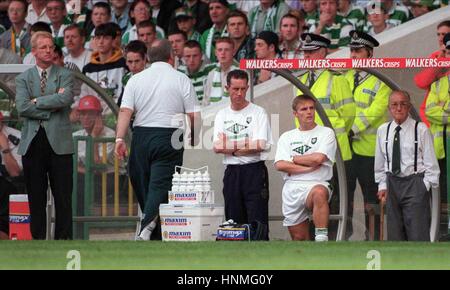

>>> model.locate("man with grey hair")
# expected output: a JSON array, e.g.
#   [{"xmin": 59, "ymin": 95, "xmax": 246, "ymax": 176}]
[
  {"xmin": 375, "ymin": 90, "xmax": 440, "ymax": 241},
  {"xmin": 114, "ymin": 38, "xmax": 201, "ymax": 241}
]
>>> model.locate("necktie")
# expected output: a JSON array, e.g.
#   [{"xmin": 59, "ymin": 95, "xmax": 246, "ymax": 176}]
[
  {"xmin": 392, "ymin": 125, "xmax": 402, "ymax": 175},
  {"xmin": 40, "ymin": 70, "xmax": 47, "ymax": 95},
  {"xmin": 309, "ymin": 71, "xmax": 315, "ymax": 88},
  {"xmin": 353, "ymin": 71, "xmax": 360, "ymax": 94}
]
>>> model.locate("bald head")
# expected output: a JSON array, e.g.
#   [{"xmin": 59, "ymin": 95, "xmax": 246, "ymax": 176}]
[{"xmin": 149, "ymin": 39, "xmax": 173, "ymax": 63}]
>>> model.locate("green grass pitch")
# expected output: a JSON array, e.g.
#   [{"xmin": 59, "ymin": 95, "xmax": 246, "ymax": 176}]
[{"xmin": 1, "ymin": 241, "xmax": 450, "ymax": 270}]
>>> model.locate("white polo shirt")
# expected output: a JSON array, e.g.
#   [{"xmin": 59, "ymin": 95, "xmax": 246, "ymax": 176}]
[
  {"xmin": 213, "ymin": 102, "xmax": 273, "ymax": 165},
  {"xmin": 275, "ymin": 125, "xmax": 337, "ymax": 182},
  {"xmin": 121, "ymin": 62, "xmax": 200, "ymax": 129},
  {"xmin": 64, "ymin": 50, "xmax": 92, "ymax": 72}
]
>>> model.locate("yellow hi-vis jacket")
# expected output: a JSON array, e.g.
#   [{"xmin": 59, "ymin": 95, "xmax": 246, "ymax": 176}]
[
  {"xmin": 425, "ymin": 74, "xmax": 450, "ymax": 160},
  {"xmin": 345, "ymin": 70, "xmax": 391, "ymax": 157},
  {"xmin": 296, "ymin": 70, "xmax": 355, "ymax": 161}
]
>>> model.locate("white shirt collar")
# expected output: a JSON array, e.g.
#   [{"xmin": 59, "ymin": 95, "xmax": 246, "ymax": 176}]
[
  {"xmin": 150, "ymin": 61, "xmax": 174, "ymax": 69},
  {"xmin": 36, "ymin": 65, "xmax": 52, "ymax": 77},
  {"xmin": 393, "ymin": 116, "xmax": 412, "ymax": 129}
]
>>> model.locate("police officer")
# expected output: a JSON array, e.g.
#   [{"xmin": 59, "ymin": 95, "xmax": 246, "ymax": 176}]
[
  {"xmin": 425, "ymin": 32, "xmax": 450, "ymax": 240},
  {"xmin": 296, "ymin": 33, "xmax": 355, "ymax": 239},
  {"xmin": 345, "ymin": 30, "xmax": 391, "ymax": 240}
]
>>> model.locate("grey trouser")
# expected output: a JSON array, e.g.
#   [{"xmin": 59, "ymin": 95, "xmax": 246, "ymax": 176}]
[{"xmin": 386, "ymin": 172, "xmax": 430, "ymax": 241}]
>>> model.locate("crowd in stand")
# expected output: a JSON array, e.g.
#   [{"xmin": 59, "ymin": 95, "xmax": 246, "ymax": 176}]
[{"xmin": 0, "ymin": 0, "xmax": 447, "ymax": 116}]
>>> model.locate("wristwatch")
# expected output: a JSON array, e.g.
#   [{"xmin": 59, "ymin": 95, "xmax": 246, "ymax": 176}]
[{"xmin": 2, "ymin": 148, "xmax": 11, "ymax": 154}]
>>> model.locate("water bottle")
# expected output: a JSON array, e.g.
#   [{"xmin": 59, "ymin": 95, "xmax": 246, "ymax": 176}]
[
  {"xmin": 202, "ymin": 171, "xmax": 211, "ymax": 191},
  {"xmin": 186, "ymin": 172, "xmax": 195, "ymax": 192},
  {"xmin": 179, "ymin": 172, "xmax": 188, "ymax": 192},
  {"xmin": 194, "ymin": 171, "xmax": 203, "ymax": 192},
  {"xmin": 171, "ymin": 171, "xmax": 180, "ymax": 192}
]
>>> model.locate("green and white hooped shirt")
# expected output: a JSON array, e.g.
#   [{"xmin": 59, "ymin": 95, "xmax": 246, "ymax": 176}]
[
  {"xmin": 178, "ymin": 62, "xmax": 216, "ymax": 103},
  {"xmin": 121, "ymin": 24, "xmax": 165, "ymax": 46},
  {"xmin": 200, "ymin": 25, "xmax": 228, "ymax": 63},
  {"xmin": 204, "ymin": 62, "xmax": 239, "ymax": 105},
  {"xmin": 51, "ymin": 23, "xmax": 70, "ymax": 49}
]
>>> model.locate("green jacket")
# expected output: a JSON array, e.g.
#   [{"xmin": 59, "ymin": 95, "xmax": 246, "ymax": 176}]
[{"xmin": 15, "ymin": 66, "xmax": 74, "ymax": 155}]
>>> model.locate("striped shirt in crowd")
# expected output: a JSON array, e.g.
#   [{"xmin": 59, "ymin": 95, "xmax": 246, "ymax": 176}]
[
  {"xmin": 178, "ymin": 62, "xmax": 216, "ymax": 103},
  {"xmin": 305, "ymin": 11, "xmax": 319, "ymax": 32},
  {"xmin": 204, "ymin": 62, "xmax": 239, "ymax": 106},
  {"xmin": 50, "ymin": 23, "xmax": 70, "ymax": 49},
  {"xmin": 279, "ymin": 39, "xmax": 303, "ymax": 60},
  {"xmin": 247, "ymin": 1, "xmax": 291, "ymax": 37},
  {"xmin": 338, "ymin": 4, "xmax": 366, "ymax": 31},
  {"xmin": 308, "ymin": 15, "xmax": 353, "ymax": 50},
  {"xmin": 188, "ymin": 30, "xmax": 202, "ymax": 42},
  {"xmin": 386, "ymin": 2, "xmax": 413, "ymax": 27}
]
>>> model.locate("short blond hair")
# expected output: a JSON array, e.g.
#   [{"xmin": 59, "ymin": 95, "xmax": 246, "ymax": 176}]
[
  {"xmin": 292, "ymin": 94, "xmax": 316, "ymax": 111},
  {"xmin": 31, "ymin": 31, "xmax": 54, "ymax": 48},
  {"xmin": 215, "ymin": 37, "xmax": 234, "ymax": 48}
]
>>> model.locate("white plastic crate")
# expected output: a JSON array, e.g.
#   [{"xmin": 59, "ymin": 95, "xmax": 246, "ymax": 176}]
[{"xmin": 159, "ymin": 204, "xmax": 224, "ymax": 241}]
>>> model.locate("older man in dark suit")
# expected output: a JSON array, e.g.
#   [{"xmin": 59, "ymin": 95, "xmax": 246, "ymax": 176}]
[{"xmin": 15, "ymin": 31, "xmax": 74, "ymax": 240}]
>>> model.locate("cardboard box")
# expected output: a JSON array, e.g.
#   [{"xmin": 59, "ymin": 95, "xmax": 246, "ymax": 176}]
[
  {"xmin": 168, "ymin": 190, "xmax": 215, "ymax": 205},
  {"xmin": 160, "ymin": 204, "xmax": 224, "ymax": 241}
]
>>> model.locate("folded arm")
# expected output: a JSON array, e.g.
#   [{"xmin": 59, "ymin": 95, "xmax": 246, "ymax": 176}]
[
  {"xmin": 275, "ymin": 160, "xmax": 320, "ymax": 175},
  {"xmin": 293, "ymin": 152, "xmax": 328, "ymax": 167},
  {"xmin": 35, "ymin": 72, "xmax": 74, "ymax": 110},
  {"xmin": 15, "ymin": 75, "xmax": 51, "ymax": 120}
]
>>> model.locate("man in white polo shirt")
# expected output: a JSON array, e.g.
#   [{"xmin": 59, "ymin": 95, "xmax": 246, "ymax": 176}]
[
  {"xmin": 115, "ymin": 39, "xmax": 201, "ymax": 241},
  {"xmin": 275, "ymin": 94, "xmax": 337, "ymax": 242},
  {"xmin": 213, "ymin": 69, "xmax": 273, "ymax": 240}
]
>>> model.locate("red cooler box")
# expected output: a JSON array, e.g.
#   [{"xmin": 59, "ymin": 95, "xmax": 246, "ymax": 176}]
[{"xmin": 9, "ymin": 194, "xmax": 32, "ymax": 240}]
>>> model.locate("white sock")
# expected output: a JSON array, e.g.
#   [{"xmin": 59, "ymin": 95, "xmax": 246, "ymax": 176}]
[
  {"xmin": 137, "ymin": 220, "xmax": 157, "ymax": 241},
  {"xmin": 315, "ymin": 228, "xmax": 328, "ymax": 242}
]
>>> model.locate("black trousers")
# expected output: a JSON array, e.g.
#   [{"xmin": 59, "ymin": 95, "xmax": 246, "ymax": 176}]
[
  {"xmin": 328, "ymin": 160, "xmax": 353, "ymax": 240},
  {"xmin": 347, "ymin": 153, "xmax": 380, "ymax": 240},
  {"xmin": 223, "ymin": 161, "xmax": 269, "ymax": 240},
  {"xmin": 128, "ymin": 127, "xmax": 184, "ymax": 240},
  {"xmin": 22, "ymin": 127, "xmax": 73, "ymax": 240}
]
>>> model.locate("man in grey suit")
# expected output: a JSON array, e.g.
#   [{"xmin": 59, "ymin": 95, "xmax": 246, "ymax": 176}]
[{"xmin": 15, "ymin": 31, "xmax": 74, "ymax": 240}]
